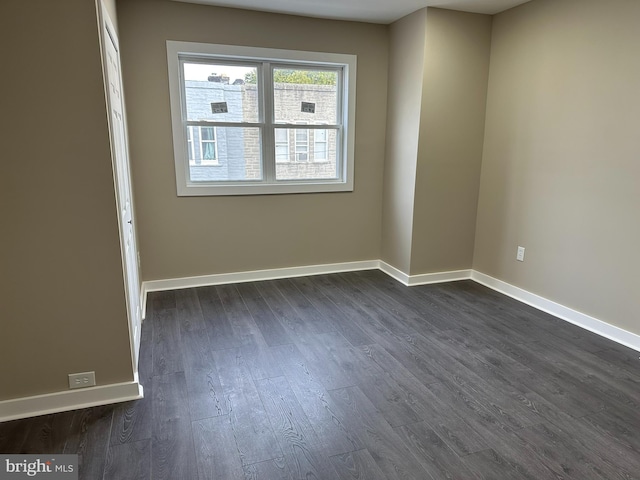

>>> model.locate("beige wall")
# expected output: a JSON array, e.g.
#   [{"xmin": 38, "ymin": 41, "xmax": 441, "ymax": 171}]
[
  {"xmin": 411, "ymin": 8, "xmax": 492, "ymax": 274},
  {"xmin": 381, "ymin": 8, "xmax": 491, "ymax": 276},
  {"xmin": 474, "ymin": 0, "xmax": 640, "ymax": 334},
  {"xmin": 380, "ymin": 9, "xmax": 428, "ymax": 273},
  {"xmin": 0, "ymin": 0, "xmax": 133, "ymax": 400},
  {"xmin": 117, "ymin": 0, "xmax": 388, "ymax": 281}
]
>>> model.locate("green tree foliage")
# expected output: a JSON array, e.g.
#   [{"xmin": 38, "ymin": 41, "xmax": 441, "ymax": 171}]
[{"xmin": 244, "ymin": 69, "xmax": 336, "ymax": 85}]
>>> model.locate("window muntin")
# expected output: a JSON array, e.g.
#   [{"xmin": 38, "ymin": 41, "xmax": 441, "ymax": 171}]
[{"xmin": 167, "ymin": 42, "xmax": 356, "ymax": 195}]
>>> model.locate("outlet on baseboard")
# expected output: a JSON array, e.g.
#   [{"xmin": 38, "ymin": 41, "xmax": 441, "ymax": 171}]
[
  {"xmin": 516, "ymin": 246, "xmax": 525, "ymax": 262},
  {"xmin": 68, "ymin": 371, "xmax": 96, "ymax": 389}
]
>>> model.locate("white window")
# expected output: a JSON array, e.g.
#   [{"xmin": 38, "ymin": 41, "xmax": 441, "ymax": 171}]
[
  {"xmin": 275, "ymin": 128, "xmax": 289, "ymax": 163},
  {"xmin": 167, "ymin": 41, "xmax": 356, "ymax": 196},
  {"xmin": 295, "ymin": 128, "xmax": 309, "ymax": 162},
  {"xmin": 199, "ymin": 126, "xmax": 218, "ymax": 165},
  {"xmin": 314, "ymin": 129, "xmax": 328, "ymax": 161}
]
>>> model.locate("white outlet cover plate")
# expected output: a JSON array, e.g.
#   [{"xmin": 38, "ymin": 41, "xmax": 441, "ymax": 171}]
[
  {"xmin": 517, "ymin": 246, "xmax": 525, "ymax": 262},
  {"xmin": 68, "ymin": 371, "xmax": 96, "ymax": 389}
]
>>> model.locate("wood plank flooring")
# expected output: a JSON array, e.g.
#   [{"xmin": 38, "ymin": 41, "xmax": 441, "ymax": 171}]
[{"xmin": 2, "ymin": 270, "xmax": 640, "ymax": 479}]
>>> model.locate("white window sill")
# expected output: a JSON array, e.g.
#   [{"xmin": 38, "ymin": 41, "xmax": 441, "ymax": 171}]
[{"xmin": 179, "ymin": 179, "xmax": 352, "ymax": 196}]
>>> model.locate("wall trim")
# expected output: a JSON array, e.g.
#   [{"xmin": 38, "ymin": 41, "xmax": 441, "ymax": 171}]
[
  {"xmin": 471, "ymin": 270, "xmax": 640, "ymax": 353},
  {"xmin": 378, "ymin": 261, "xmax": 411, "ymax": 285},
  {"xmin": 142, "ymin": 260, "xmax": 380, "ymax": 295},
  {"xmin": 378, "ymin": 261, "xmax": 471, "ymax": 286},
  {"xmin": 0, "ymin": 379, "xmax": 143, "ymax": 423},
  {"xmin": 408, "ymin": 268, "xmax": 472, "ymax": 286}
]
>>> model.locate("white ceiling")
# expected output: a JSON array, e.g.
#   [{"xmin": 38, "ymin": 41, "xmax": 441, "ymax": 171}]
[{"xmin": 173, "ymin": 0, "xmax": 531, "ymax": 24}]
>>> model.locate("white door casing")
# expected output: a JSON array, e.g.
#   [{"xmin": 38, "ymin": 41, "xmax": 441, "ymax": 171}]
[{"xmin": 99, "ymin": 2, "xmax": 142, "ymax": 373}]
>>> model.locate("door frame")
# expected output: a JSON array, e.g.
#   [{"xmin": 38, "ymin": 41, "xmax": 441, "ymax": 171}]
[{"xmin": 96, "ymin": 0, "xmax": 143, "ymax": 378}]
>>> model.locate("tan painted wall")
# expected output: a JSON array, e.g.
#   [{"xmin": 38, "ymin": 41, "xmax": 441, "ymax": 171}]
[
  {"xmin": 380, "ymin": 9, "xmax": 427, "ymax": 273},
  {"xmin": 0, "ymin": 0, "xmax": 133, "ymax": 400},
  {"xmin": 381, "ymin": 8, "xmax": 491, "ymax": 276},
  {"xmin": 411, "ymin": 8, "xmax": 492, "ymax": 274},
  {"xmin": 474, "ymin": 0, "xmax": 640, "ymax": 334},
  {"xmin": 117, "ymin": 0, "xmax": 388, "ymax": 281}
]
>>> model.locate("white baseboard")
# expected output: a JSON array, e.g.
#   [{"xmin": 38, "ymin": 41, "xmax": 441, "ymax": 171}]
[
  {"xmin": 0, "ymin": 380, "xmax": 143, "ymax": 423},
  {"xmin": 378, "ymin": 261, "xmax": 411, "ymax": 285},
  {"xmin": 378, "ymin": 261, "xmax": 471, "ymax": 286},
  {"xmin": 141, "ymin": 289, "xmax": 148, "ymax": 321},
  {"xmin": 471, "ymin": 270, "xmax": 640, "ymax": 353},
  {"xmin": 142, "ymin": 260, "xmax": 380, "ymax": 295},
  {"xmin": 408, "ymin": 269, "xmax": 472, "ymax": 286}
]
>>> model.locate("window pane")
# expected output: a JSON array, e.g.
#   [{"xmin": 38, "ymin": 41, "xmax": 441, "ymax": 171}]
[
  {"xmin": 273, "ymin": 68, "xmax": 338, "ymax": 125},
  {"xmin": 275, "ymin": 129, "xmax": 288, "ymax": 143},
  {"xmin": 201, "ymin": 126, "xmax": 215, "ymax": 141},
  {"xmin": 189, "ymin": 127, "xmax": 262, "ymax": 182},
  {"xmin": 275, "ymin": 145, "xmax": 289, "ymax": 162},
  {"xmin": 295, "ymin": 129, "xmax": 308, "ymax": 142},
  {"xmin": 314, "ymin": 129, "xmax": 328, "ymax": 161},
  {"xmin": 274, "ymin": 127, "xmax": 290, "ymax": 163},
  {"xmin": 183, "ymin": 62, "xmax": 259, "ymax": 123},
  {"xmin": 276, "ymin": 128, "xmax": 338, "ymax": 180},
  {"xmin": 294, "ymin": 128, "xmax": 308, "ymax": 161},
  {"xmin": 202, "ymin": 142, "xmax": 216, "ymax": 160}
]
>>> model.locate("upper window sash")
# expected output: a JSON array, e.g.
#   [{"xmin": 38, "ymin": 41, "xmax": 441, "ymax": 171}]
[{"xmin": 179, "ymin": 57, "xmax": 264, "ymax": 126}]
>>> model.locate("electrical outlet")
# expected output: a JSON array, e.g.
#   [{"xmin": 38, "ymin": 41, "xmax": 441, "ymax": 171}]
[
  {"xmin": 68, "ymin": 371, "xmax": 96, "ymax": 389},
  {"xmin": 516, "ymin": 246, "xmax": 525, "ymax": 262}
]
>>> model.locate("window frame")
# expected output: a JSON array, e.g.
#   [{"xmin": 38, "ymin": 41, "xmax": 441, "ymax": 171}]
[{"xmin": 167, "ymin": 41, "xmax": 356, "ymax": 196}]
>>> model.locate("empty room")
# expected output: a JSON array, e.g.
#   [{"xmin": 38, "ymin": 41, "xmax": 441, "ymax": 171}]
[{"xmin": 1, "ymin": 0, "xmax": 639, "ymax": 479}]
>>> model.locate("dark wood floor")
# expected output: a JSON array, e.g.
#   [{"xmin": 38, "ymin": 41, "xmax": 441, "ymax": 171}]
[{"xmin": 2, "ymin": 270, "xmax": 639, "ymax": 479}]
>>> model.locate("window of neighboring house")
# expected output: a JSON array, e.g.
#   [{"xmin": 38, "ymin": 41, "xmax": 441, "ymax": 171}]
[
  {"xmin": 199, "ymin": 126, "xmax": 218, "ymax": 165},
  {"xmin": 295, "ymin": 128, "xmax": 309, "ymax": 162},
  {"xmin": 275, "ymin": 128, "xmax": 289, "ymax": 163},
  {"xmin": 167, "ymin": 41, "xmax": 356, "ymax": 196},
  {"xmin": 314, "ymin": 129, "xmax": 328, "ymax": 161}
]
